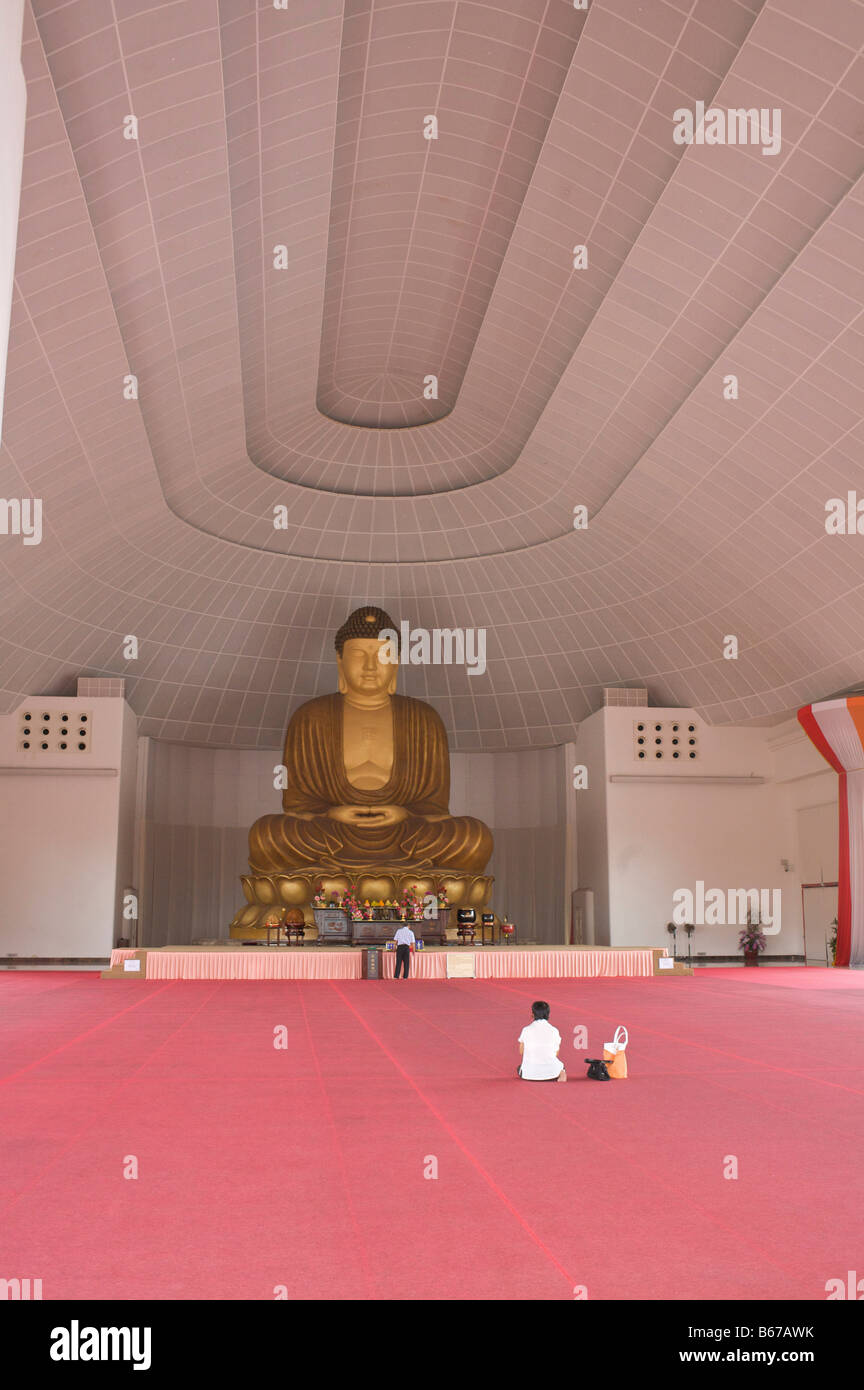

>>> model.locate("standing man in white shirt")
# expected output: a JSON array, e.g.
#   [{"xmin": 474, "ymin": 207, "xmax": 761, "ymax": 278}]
[
  {"xmin": 518, "ymin": 1001, "xmax": 566, "ymax": 1081},
  {"xmin": 393, "ymin": 922, "xmax": 416, "ymax": 979}
]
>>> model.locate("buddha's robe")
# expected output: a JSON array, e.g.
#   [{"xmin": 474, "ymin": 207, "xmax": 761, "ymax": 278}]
[{"xmin": 249, "ymin": 693, "xmax": 492, "ymax": 872}]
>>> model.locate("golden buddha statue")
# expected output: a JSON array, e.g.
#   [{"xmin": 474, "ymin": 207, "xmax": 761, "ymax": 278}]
[{"xmin": 230, "ymin": 607, "xmax": 493, "ymax": 937}]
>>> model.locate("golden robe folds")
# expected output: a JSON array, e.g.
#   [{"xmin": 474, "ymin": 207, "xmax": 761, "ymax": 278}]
[{"xmin": 249, "ymin": 692, "xmax": 492, "ymax": 874}]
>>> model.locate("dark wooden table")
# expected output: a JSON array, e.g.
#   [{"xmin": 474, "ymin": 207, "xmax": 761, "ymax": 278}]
[
  {"xmin": 314, "ymin": 908, "xmax": 450, "ymax": 945},
  {"xmin": 351, "ymin": 913, "xmax": 447, "ymax": 946},
  {"xmin": 313, "ymin": 908, "xmax": 351, "ymax": 944}
]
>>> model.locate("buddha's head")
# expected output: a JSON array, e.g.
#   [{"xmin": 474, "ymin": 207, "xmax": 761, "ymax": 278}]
[{"xmin": 335, "ymin": 606, "xmax": 399, "ymax": 703}]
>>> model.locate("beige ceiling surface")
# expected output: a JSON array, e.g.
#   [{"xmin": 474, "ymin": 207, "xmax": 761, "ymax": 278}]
[{"xmin": 1, "ymin": 0, "xmax": 863, "ymax": 749}]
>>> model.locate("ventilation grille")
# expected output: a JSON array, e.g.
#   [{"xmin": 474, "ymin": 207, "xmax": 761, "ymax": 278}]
[
  {"xmin": 18, "ymin": 708, "xmax": 92, "ymax": 753},
  {"xmin": 77, "ymin": 677, "xmax": 125, "ymax": 697},
  {"xmin": 634, "ymin": 718, "xmax": 698, "ymax": 762},
  {"xmin": 604, "ymin": 687, "xmax": 648, "ymax": 707}
]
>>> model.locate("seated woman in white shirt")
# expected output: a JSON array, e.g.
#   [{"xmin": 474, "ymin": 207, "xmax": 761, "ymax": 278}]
[{"xmin": 517, "ymin": 1001, "xmax": 567, "ymax": 1082}]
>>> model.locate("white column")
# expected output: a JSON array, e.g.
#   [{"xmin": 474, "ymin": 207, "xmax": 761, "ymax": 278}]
[
  {"xmin": 0, "ymin": 0, "xmax": 26, "ymax": 444},
  {"xmin": 562, "ymin": 741, "xmax": 579, "ymax": 942}
]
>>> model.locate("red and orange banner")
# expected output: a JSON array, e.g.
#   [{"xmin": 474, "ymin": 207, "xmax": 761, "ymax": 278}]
[{"xmin": 797, "ymin": 697, "xmax": 864, "ymax": 968}]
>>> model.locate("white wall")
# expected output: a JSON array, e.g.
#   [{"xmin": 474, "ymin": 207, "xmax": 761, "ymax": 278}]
[
  {"xmin": 576, "ymin": 706, "xmax": 809, "ymax": 958},
  {"xmin": 114, "ymin": 703, "xmax": 140, "ymax": 943},
  {"xmin": 0, "ymin": 696, "xmax": 138, "ymax": 957},
  {"xmin": 574, "ymin": 712, "xmax": 609, "ymax": 943}
]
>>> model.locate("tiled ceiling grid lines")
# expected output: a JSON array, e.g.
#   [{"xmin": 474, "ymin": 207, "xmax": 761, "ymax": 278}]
[{"xmin": 0, "ymin": 0, "xmax": 863, "ymax": 749}]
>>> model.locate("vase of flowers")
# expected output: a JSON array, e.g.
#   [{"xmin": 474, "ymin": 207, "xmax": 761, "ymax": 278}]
[
  {"xmin": 343, "ymin": 885, "xmax": 361, "ymax": 920},
  {"xmin": 401, "ymin": 885, "xmax": 423, "ymax": 920},
  {"xmin": 738, "ymin": 921, "xmax": 767, "ymax": 965}
]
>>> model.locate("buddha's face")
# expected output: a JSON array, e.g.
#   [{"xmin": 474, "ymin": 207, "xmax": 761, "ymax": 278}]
[{"xmin": 338, "ymin": 638, "xmax": 397, "ymax": 701}]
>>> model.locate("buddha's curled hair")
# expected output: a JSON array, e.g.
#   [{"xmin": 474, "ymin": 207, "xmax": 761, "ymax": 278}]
[{"xmin": 335, "ymin": 605, "xmax": 400, "ymax": 656}]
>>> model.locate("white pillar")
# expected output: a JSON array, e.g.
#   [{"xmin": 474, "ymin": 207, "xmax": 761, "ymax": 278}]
[{"xmin": 0, "ymin": 0, "xmax": 26, "ymax": 445}]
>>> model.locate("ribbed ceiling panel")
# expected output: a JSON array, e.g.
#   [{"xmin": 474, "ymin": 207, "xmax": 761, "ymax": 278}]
[{"xmin": 0, "ymin": 0, "xmax": 862, "ymax": 748}]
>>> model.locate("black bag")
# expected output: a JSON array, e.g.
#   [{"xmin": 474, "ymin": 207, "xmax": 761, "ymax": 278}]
[{"xmin": 585, "ymin": 1058, "xmax": 611, "ymax": 1081}]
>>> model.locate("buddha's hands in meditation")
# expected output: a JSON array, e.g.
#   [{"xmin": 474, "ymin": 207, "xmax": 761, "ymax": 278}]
[{"xmin": 327, "ymin": 803, "xmax": 408, "ymax": 827}]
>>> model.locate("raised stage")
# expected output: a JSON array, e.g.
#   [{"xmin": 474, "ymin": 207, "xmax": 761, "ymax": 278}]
[{"xmin": 102, "ymin": 944, "xmax": 691, "ymax": 981}]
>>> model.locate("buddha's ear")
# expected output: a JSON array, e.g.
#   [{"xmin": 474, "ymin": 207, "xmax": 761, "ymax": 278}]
[{"xmin": 336, "ymin": 655, "xmax": 348, "ymax": 695}]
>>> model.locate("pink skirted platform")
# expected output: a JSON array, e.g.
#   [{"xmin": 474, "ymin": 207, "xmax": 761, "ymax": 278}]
[
  {"xmin": 104, "ymin": 945, "xmax": 673, "ymax": 981},
  {"xmin": 108, "ymin": 949, "xmax": 361, "ymax": 980},
  {"xmin": 380, "ymin": 948, "xmax": 656, "ymax": 979}
]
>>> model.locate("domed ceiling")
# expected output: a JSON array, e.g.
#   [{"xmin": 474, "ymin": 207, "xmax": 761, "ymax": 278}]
[{"xmin": 1, "ymin": 0, "xmax": 863, "ymax": 749}]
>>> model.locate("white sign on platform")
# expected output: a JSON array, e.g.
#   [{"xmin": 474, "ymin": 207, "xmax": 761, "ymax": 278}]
[
  {"xmin": 446, "ymin": 953, "xmax": 476, "ymax": 978},
  {"xmin": 658, "ymin": 958, "xmax": 674, "ymax": 970},
  {"xmin": 123, "ymin": 959, "xmax": 141, "ymax": 972}
]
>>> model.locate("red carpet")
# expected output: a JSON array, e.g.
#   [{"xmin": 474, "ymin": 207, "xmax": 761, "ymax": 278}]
[{"xmin": 1, "ymin": 967, "xmax": 862, "ymax": 1301}]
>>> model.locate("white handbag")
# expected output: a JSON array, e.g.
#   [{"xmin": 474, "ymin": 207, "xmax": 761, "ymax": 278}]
[{"xmin": 603, "ymin": 1024, "xmax": 628, "ymax": 1055}]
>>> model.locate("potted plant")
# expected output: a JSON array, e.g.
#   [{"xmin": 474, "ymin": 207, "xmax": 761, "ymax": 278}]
[
  {"xmin": 828, "ymin": 917, "xmax": 838, "ymax": 966},
  {"xmin": 738, "ymin": 921, "xmax": 767, "ymax": 965}
]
